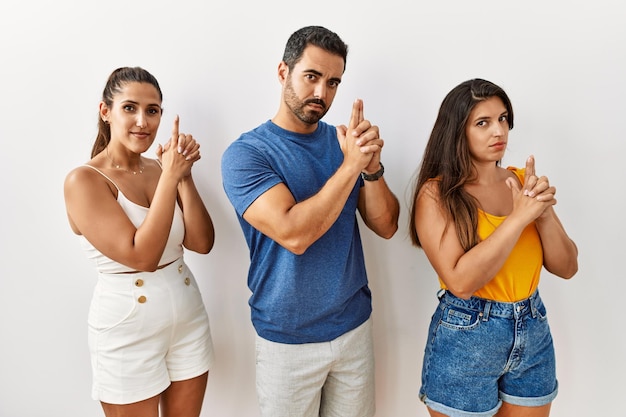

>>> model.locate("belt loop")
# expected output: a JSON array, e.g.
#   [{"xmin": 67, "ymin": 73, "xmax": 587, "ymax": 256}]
[
  {"xmin": 437, "ymin": 288, "xmax": 446, "ymax": 300},
  {"xmin": 530, "ymin": 291, "xmax": 538, "ymax": 318},
  {"xmin": 482, "ymin": 301, "xmax": 491, "ymax": 321}
]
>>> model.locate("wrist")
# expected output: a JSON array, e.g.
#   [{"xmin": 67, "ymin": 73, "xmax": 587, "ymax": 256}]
[{"xmin": 361, "ymin": 162, "xmax": 384, "ymax": 181}]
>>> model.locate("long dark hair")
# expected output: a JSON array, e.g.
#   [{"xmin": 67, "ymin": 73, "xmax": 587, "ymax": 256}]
[
  {"xmin": 409, "ymin": 78, "xmax": 514, "ymax": 250},
  {"xmin": 90, "ymin": 67, "xmax": 162, "ymax": 158}
]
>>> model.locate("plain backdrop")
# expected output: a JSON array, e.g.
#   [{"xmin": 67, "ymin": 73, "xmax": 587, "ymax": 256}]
[{"xmin": 1, "ymin": 1, "xmax": 623, "ymax": 416}]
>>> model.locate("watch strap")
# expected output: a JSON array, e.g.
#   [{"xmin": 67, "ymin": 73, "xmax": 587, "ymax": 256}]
[{"xmin": 361, "ymin": 162, "xmax": 384, "ymax": 181}]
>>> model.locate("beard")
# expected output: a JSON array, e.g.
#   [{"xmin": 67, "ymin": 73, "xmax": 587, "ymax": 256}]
[{"xmin": 283, "ymin": 76, "xmax": 328, "ymax": 125}]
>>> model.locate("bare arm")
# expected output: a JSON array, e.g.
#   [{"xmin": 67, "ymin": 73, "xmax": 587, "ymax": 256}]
[
  {"xmin": 176, "ymin": 174, "xmax": 214, "ymax": 254},
  {"xmin": 415, "ymin": 183, "xmax": 529, "ymax": 299},
  {"xmin": 344, "ymin": 100, "xmax": 399, "ymax": 238},
  {"xmin": 242, "ymin": 99, "xmax": 382, "ymax": 255},
  {"xmin": 416, "ymin": 156, "xmax": 578, "ymax": 299},
  {"xmin": 357, "ymin": 173, "xmax": 399, "ymax": 239},
  {"xmin": 415, "ymin": 171, "xmax": 555, "ymax": 299},
  {"xmin": 523, "ymin": 156, "xmax": 578, "ymax": 278},
  {"xmin": 534, "ymin": 206, "xmax": 578, "ymax": 278},
  {"xmin": 64, "ymin": 117, "xmax": 202, "ymax": 271},
  {"xmin": 243, "ymin": 162, "xmax": 363, "ymax": 255},
  {"xmin": 64, "ymin": 162, "xmax": 183, "ymax": 272},
  {"xmin": 157, "ymin": 125, "xmax": 215, "ymax": 255}
]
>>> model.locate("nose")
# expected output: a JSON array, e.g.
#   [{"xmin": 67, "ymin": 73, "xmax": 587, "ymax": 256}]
[
  {"xmin": 492, "ymin": 122, "xmax": 504, "ymax": 137},
  {"xmin": 313, "ymin": 83, "xmax": 327, "ymax": 100},
  {"xmin": 136, "ymin": 112, "xmax": 147, "ymax": 128}
]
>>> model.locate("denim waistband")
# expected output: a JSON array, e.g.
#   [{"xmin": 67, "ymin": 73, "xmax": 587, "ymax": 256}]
[{"xmin": 438, "ymin": 289, "xmax": 542, "ymax": 320}]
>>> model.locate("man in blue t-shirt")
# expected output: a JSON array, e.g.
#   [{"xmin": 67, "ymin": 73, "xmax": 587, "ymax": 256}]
[{"xmin": 221, "ymin": 25, "xmax": 399, "ymax": 417}]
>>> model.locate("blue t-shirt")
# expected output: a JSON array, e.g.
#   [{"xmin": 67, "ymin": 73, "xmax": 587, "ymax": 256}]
[{"xmin": 221, "ymin": 120, "xmax": 372, "ymax": 344}]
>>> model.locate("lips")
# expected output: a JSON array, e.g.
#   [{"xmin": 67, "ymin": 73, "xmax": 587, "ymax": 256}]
[
  {"xmin": 305, "ymin": 99, "xmax": 326, "ymax": 111},
  {"xmin": 490, "ymin": 142, "xmax": 506, "ymax": 148}
]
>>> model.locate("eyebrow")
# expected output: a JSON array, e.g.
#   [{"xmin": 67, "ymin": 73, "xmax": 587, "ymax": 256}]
[
  {"xmin": 121, "ymin": 99, "xmax": 161, "ymax": 107},
  {"xmin": 474, "ymin": 111, "xmax": 508, "ymax": 122},
  {"xmin": 304, "ymin": 68, "xmax": 342, "ymax": 85}
]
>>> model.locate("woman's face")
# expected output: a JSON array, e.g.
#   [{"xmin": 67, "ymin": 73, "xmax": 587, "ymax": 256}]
[
  {"xmin": 100, "ymin": 81, "xmax": 162, "ymax": 154},
  {"xmin": 465, "ymin": 96, "xmax": 510, "ymax": 164}
]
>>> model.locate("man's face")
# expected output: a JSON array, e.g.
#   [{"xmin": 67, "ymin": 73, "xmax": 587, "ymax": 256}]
[{"xmin": 281, "ymin": 45, "xmax": 344, "ymax": 126}]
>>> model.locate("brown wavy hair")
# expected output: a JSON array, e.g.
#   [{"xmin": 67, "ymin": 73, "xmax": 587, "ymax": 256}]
[{"xmin": 409, "ymin": 79, "xmax": 514, "ymax": 251}]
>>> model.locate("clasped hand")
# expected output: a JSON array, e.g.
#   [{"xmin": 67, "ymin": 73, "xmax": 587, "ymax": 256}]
[
  {"xmin": 336, "ymin": 99, "xmax": 384, "ymax": 174},
  {"xmin": 156, "ymin": 115, "xmax": 202, "ymax": 179},
  {"xmin": 506, "ymin": 155, "xmax": 557, "ymax": 223}
]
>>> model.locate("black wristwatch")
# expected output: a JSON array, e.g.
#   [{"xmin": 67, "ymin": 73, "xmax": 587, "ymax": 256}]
[{"xmin": 361, "ymin": 163, "xmax": 384, "ymax": 181}]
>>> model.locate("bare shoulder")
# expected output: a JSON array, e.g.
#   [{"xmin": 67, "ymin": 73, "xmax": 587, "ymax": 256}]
[
  {"xmin": 64, "ymin": 164, "xmax": 119, "ymax": 235},
  {"xmin": 415, "ymin": 180, "xmax": 447, "ymax": 222},
  {"xmin": 64, "ymin": 164, "xmax": 115, "ymax": 198},
  {"xmin": 65, "ymin": 165, "xmax": 101, "ymax": 188},
  {"xmin": 417, "ymin": 179, "xmax": 441, "ymax": 203},
  {"xmin": 502, "ymin": 165, "xmax": 523, "ymax": 184}
]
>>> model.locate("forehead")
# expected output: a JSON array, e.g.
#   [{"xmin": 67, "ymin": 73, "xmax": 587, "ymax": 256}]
[
  {"xmin": 469, "ymin": 96, "xmax": 506, "ymax": 118},
  {"xmin": 114, "ymin": 81, "xmax": 161, "ymax": 104},
  {"xmin": 293, "ymin": 45, "xmax": 345, "ymax": 78}
]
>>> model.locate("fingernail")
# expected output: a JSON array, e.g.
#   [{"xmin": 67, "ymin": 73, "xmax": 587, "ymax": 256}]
[{"xmin": 178, "ymin": 146, "xmax": 183, "ymax": 154}]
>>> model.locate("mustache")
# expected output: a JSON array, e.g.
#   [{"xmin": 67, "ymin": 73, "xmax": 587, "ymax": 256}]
[{"xmin": 304, "ymin": 98, "xmax": 326, "ymax": 109}]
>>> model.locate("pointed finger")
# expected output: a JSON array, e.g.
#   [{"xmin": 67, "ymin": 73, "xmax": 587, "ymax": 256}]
[
  {"xmin": 521, "ymin": 155, "xmax": 536, "ymax": 195},
  {"xmin": 171, "ymin": 115, "xmax": 180, "ymax": 148},
  {"xmin": 349, "ymin": 99, "xmax": 363, "ymax": 130},
  {"xmin": 172, "ymin": 114, "xmax": 180, "ymax": 136},
  {"xmin": 524, "ymin": 155, "xmax": 536, "ymax": 183}
]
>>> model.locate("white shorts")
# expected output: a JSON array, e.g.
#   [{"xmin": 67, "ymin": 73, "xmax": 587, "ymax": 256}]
[
  {"xmin": 88, "ymin": 257, "xmax": 214, "ymax": 404},
  {"xmin": 255, "ymin": 317, "xmax": 375, "ymax": 417}
]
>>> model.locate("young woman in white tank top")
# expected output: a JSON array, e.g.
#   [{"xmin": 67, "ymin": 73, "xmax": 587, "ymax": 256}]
[{"xmin": 63, "ymin": 67, "xmax": 215, "ymax": 417}]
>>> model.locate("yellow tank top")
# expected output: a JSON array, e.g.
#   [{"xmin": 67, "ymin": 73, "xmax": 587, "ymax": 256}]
[{"xmin": 439, "ymin": 167, "xmax": 543, "ymax": 302}]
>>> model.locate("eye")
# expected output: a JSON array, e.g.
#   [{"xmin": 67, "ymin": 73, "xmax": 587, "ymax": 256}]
[
  {"xmin": 329, "ymin": 80, "xmax": 340, "ymax": 89},
  {"xmin": 123, "ymin": 104, "xmax": 135, "ymax": 112},
  {"xmin": 147, "ymin": 108, "xmax": 161, "ymax": 115},
  {"xmin": 499, "ymin": 115, "xmax": 508, "ymax": 122},
  {"xmin": 476, "ymin": 120, "xmax": 486, "ymax": 127}
]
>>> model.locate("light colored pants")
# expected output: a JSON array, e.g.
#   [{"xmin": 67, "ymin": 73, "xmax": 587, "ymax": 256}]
[{"xmin": 255, "ymin": 318, "xmax": 375, "ymax": 417}]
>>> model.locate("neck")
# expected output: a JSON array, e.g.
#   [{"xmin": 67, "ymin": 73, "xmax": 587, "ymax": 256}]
[
  {"xmin": 469, "ymin": 161, "xmax": 502, "ymax": 184},
  {"xmin": 272, "ymin": 108, "xmax": 319, "ymax": 135},
  {"xmin": 106, "ymin": 147, "xmax": 144, "ymax": 175}
]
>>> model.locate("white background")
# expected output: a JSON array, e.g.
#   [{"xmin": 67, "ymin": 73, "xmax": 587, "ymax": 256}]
[{"xmin": 0, "ymin": 1, "xmax": 623, "ymax": 416}]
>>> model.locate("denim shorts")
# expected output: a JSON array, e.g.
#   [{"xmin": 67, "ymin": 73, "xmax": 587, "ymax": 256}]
[{"xmin": 419, "ymin": 289, "xmax": 558, "ymax": 417}]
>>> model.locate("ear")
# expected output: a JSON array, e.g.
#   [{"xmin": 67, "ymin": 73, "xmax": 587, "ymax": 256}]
[
  {"xmin": 277, "ymin": 61, "xmax": 289, "ymax": 85},
  {"xmin": 99, "ymin": 101, "xmax": 110, "ymax": 123}
]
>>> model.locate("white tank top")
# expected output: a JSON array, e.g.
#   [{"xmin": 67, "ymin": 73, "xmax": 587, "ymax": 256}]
[{"xmin": 78, "ymin": 165, "xmax": 184, "ymax": 273}]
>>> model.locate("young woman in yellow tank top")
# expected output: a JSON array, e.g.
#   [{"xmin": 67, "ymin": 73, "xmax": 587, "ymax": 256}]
[{"xmin": 409, "ymin": 79, "xmax": 578, "ymax": 417}]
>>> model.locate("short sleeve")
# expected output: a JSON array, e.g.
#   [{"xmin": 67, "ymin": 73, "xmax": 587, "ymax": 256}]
[{"xmin": 221, "ymin": 140, "xmax": 283, "ymax": 216}]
